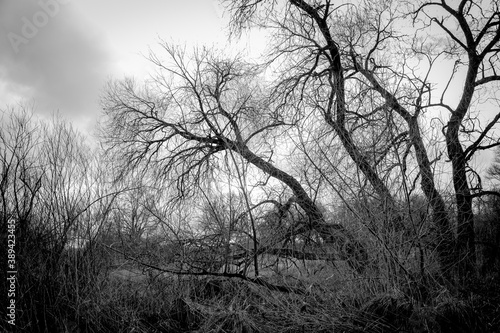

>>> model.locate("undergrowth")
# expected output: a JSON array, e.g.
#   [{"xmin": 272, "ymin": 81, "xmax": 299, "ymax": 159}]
[{"xmin": 1, "ymin": 253, "xmax": 499, "ymax": 333}]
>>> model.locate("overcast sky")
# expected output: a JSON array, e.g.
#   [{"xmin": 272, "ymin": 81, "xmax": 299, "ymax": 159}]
[
  {"xmin": 0, "ymin": 0, "xmax": 496, "ymax": 175},
  {"xmin": 0, "ymin": 0, "xmax": 266, "ymax": 134}
]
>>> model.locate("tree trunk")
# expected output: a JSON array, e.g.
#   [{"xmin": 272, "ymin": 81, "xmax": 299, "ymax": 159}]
[
  {"xmin": 446, "ymin": 119, "xmax": 476, "ymax": 280},
  {"xmin": 445, "ymin": 58, "xmax": 481, "ymax": 280},
  {"xmin": 409, "ymin": 118, "xmax": 458, "ymax": 279},
  {"xmin": 291, "ymin": 0, "xmax": 398, "ymax": 212},
  {"xmin": 233, "ymin": 142, "xmax": 368, "ymax": 271}
]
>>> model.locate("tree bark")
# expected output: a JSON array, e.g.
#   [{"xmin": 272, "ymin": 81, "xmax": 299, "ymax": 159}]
[{"xmin": 445, "ymin": 58, "xmax": 481, "ymax": 279}]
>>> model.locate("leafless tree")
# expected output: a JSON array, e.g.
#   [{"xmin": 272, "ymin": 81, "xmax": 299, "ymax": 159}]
[
  {"xmin": 101, "ymin": 44, "xmax": 368, "ymax": 277},
  {"xmin": 224, "ymin": 0, "xmax": 500, "ymax": 282}
]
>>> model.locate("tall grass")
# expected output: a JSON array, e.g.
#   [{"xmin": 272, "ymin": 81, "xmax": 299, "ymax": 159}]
[{"xmin": 2, "ymin": 222, "xmax": 499, "ymax": 333}]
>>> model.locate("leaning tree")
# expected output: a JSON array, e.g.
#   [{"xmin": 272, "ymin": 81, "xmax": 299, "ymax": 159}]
[
  {"xmin": 223, "ymin": 0, "xmax": 500, "ymax": 281},
  {"xmin": 101, "ymin": 44, "xmax": 368, "ymax": 277}
]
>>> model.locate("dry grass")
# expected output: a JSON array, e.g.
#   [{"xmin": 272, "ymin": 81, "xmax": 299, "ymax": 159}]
[{"xmin": 2, "ymin": 228, "xmax": 499, "ymax": 333}]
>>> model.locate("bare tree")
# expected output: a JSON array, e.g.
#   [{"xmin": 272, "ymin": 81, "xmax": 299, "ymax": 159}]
[
  {"xmin": 225, "ymin": 0, "xmax": 500, "ymax": 281},
  {"xmin": 101, "ymin": 44, "xmax": 368, "ymax": 274},
  {"xmin": 415, "ymin": 0, "xmax": 500, "ymax": 278}
]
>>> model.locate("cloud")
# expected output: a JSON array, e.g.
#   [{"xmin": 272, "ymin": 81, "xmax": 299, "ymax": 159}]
[{"xmin": 0, "ymin": 0, "xmax": 113, "ymax": 131}]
